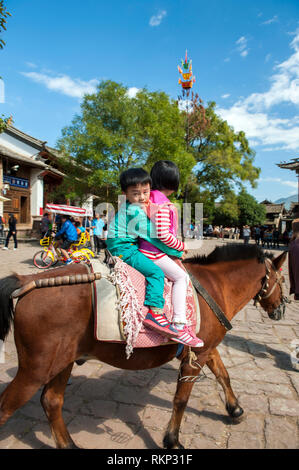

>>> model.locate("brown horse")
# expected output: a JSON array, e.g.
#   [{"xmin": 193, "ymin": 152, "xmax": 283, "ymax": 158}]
[{"xmin": 0, "ymin": 244, "xmax": 287, "ymax": 449}]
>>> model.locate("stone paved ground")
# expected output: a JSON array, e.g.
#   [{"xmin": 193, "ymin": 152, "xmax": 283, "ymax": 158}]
[{"xmin": 0, "ymin": 239, "xmax": 298, "ymax": 449}]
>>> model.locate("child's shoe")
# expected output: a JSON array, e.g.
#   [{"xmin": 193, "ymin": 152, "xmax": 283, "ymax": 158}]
[
  {"xmin": 65, "ymin": 258, "xmax": 74, "ymax": 265},
  {"xmin": 171, "ymin": 325, "xmax": 204, "ymax": 348},
  {"xmin": 143, "ymin": 308, "xmax": 179, "ymax": 337}
]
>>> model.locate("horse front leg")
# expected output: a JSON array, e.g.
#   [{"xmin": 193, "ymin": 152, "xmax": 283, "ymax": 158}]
[
  {"xmin": 40, "ymin": 363, "xmax": 78, "ymax": 449},
  {"xmin": 206, "ymin": 348, "xmax": 244, "ymax": 419},
  {"xmin": 163, "ymin": 356, "xmax": 202, "ymax": 449}
]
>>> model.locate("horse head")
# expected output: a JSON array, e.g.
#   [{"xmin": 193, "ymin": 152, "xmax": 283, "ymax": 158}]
[{"xmin": 254, "ymin": 251, "xmax": 288, "ymax": 321}]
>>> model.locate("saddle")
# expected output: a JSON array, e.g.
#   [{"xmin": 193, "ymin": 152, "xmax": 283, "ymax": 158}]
[{"xmin": 89, "ymin": 252, "xmax": 200, "ymax": 358}]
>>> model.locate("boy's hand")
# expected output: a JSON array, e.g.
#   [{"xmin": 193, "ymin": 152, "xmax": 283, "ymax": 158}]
[{"xmin": 181, "ymin": 249, "xmax": 188, "ymax": 260}]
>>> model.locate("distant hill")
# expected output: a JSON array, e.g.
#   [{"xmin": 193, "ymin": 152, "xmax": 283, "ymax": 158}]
[{"xmin": 274, "ymin": 194, "xmax": 298, "ymax": 210}]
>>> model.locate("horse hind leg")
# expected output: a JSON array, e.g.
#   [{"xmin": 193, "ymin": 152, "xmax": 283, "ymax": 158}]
[
  {"xmin": 206, "ymin": 348, "xmax": 244, "ymax": 420},
  {"xmin": 40, "ymin": 362, "xmax": 78, "ymax": 449},
  {"xmin": 0, "ymin": 370, "xmax": 43, "ymax": 427}
]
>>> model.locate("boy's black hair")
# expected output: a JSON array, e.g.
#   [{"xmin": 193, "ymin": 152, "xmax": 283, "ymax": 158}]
[
  {"xmin": 120, "ymin": 168, "xmax": 152, "ymax": 192},
  {"xmin": 150, "ymin": 160, "xmax": 180, "ymax": 192}
]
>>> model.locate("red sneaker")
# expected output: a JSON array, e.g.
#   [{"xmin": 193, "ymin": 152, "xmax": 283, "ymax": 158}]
[
  {"xmin": 171, "ymin": 325, "xmax": 204, "ymax": 348},
  {"xmin": 143, "ymin": 309, "xmax": 179, "ymax": 337}
]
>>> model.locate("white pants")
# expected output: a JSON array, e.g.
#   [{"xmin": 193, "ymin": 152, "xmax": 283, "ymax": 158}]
[{"xmin": 152, "ymin": 255, "xmax": 189, "ymax": 324}]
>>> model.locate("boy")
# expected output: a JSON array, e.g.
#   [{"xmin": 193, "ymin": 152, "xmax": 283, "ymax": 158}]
[
  {"xmin": 54, "ymin": 215, "xmax": 78, "ymax": 265},
  {"xmin": 106, "ymin": 168, "xmax": 183, "ymax": 338}
]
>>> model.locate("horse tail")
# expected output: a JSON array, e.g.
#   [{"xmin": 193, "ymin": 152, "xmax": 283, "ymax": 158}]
[{"xmin": 0, "ymin": 274, "xmax": 21, "ymax": 341}]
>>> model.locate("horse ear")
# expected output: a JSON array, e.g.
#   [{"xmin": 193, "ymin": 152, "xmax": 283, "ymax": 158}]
[{"xmin": 273, "ymin": 251, "xmax": 288, "ymax": 270}]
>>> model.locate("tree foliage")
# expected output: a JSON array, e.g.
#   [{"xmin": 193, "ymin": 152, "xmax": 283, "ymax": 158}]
[
  {"xmin": 184, "ymin": 96, "xmax": 260, "ymax": 199},
  {"xmin": 0, "ymin": 1, "xmax": 11, "ymax": 133},
  {"xmin": 237, "ymin": 189, "xmax": 266, "ymax": 226},
  {"xmin": 0, "ymin": 0, "xmax": 10, "ymax": 50},
  {"xmin": 56, "ymin": 81, "xmax": 261, "ymax": 211},
  {"xmin": 56, "ymin": 81, "xmax": 195, "ymax": 203},
  {"xmin": 212, "ymin": 189, "xmax": 266, "ymax": 227}
]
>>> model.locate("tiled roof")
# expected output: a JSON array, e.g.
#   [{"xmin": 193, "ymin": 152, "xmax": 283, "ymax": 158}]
[
  {"xmin": 277, "ymin": 157, "xmax": 299, "ymax": 171},
  {"xmin": 261, "ymin": 203, "xmax": 285, "ymax": 213},
  {"xmin": 0, "ymin": 144, "xmax": 46, "ymax": 168}
]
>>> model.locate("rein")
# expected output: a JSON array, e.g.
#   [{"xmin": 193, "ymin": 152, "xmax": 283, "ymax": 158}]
[{"xmin": 188, "ymin": 272, "xmax": 233, "ymax": 331}]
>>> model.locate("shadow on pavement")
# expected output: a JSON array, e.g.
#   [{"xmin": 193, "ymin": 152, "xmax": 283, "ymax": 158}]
[
  {"xmin": 222, "ymin": 333, "xmax": 293, "ymax": 371},
  {"xmin": 0, "ymin": 364, "xmax": 228, "ymax": 450}
]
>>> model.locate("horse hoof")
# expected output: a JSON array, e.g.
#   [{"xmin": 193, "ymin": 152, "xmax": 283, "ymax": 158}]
[
  {"xmin": 163, "ymin": 433, "xmax": 184, "ymax": 449},
  {"xmin": 226, "ymin": 404, "xmax": 244, "ymax": 420}
]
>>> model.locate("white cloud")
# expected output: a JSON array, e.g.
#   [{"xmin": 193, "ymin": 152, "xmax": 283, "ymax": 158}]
[
  {"xmin": 127, "ymin": 87, "xmax": 139, "ymax": 98},
  {"xmin": 221, "ymin": 94, "xmax": 230, "ymax": 99},
  {"xmin": 21, "ymin": 71, "xmax": 99, "ymax": 98},
  {"xmin": 149, "ymin": 10, "xmax": 167, "ymax": 27},
  {"xmin": 217, "ymin": 30, "xmax": 299, "ymax": 151},
  {"xmin": 25, "ymin": 62, "xmax": 37, "ymax": 68},
  {"xmin": 236, "ymin": 36, "xmax": 249, "ymax": 58},
  {"xmin": 259, "ymin": 177, "xmax": 297, "ymax": 189},
  {"xmin": 262, "ymin": 15, "xmax": 279, "ymax": 25}
]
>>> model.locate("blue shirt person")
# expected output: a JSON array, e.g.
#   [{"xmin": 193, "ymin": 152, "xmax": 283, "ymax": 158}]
[
  {"xmin": 92, "ymin": 214, "xmax": 106, "ymax": 254},
  {"xmin": 54, "ymin": 216, "xmax": 78, "ymax": 265}
]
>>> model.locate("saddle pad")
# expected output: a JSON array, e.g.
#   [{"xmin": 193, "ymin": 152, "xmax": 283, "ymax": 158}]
[{"xmin": 91, "ymin": 257, "xmax": 200, "ymax": 358}]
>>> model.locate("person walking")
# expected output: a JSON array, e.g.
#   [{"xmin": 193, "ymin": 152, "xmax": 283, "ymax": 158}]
[
  {"xmin": 2, "ymin": 213, "xmax": 18, "ymax": 250},
  {"xmin": 243, "ymin": 225, "xmax": 251, "ymax": 244},
  {"xmin": 264, "ymin": 228, "xmax": 273, "ymax": 249},
  {"xmin": 254, "ymin": 226, "xmax": 261, "ymax": 245},
  {"xmin": 0, "ymin": 214, "xmax": 4, "ymax": 240},
  {"xmin": 40, "ymin": 212, "xmax": 51, "ymax": 238},
  {"xmin": 92, "ymin": 213, "xmax": 105, "ymax": 255},
  {"xmin": 272, "ymin": 227, "xmax": 280, "ymax": 249}
]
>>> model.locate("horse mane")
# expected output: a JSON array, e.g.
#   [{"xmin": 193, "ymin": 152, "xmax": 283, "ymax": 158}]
[{"xmin": 183, "ymin": 243, "xmax": 273, "ymax": 265}]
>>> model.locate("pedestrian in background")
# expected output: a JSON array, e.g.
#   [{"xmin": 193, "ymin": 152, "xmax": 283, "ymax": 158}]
[
  {"xmin": 243, "ymin": 225, "xmax": 251, "ymax": 244},
  {"xmin": 0, "ymin": 214, "xmax": 4, "ymax": 239},
  {"xmin": 273, "ymin": 227, "xmax": 280, "ymax": 249},
  {"xmin": 92, "ymin": 213, "xmax": 105, "ymax": 255},
  {"xmin": 2, "ymin": 213, "xmax": 18, "ymax": 250},
  {"xmin": 40, "ymin": 212, "xmax": 51, "ymax": 238},
  {"xmin": 289, "ymin": 219, "xmax": 299, "ymax": 302},
  {"xmin": 254, "ymin": 226, "xmax": 261, "ymax": 245}
]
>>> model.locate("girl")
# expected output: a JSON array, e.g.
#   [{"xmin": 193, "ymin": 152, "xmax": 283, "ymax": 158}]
[{"xmin": 139, "ymin": 160, "xmax": 203, "ymax": 348}]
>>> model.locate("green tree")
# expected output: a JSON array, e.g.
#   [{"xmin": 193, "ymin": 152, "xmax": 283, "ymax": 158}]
[
  {"xmin": 0, "ymin": 0, "xmax": 10, "ymax": 50},
  {"xmin": 212, "ymin": 192, "xmax": 239, "ymax": 226},
  {"xmin": 237, "ymin": 189, "xmax": 266, "ymax": 226},
  {"xmin": 185, "ymin": 97, "xmax": 260, "ymax": 199},
  {"xmin": 0, "ymin": 1, "xmax": 11, "ymax": 133},
  {"xmin": 56, "ymin": 80, "xmax": 194, "ymax": 203},
  {"xmin": 211, "ymin": 189, "xmax": 266, "ymax": 227}
]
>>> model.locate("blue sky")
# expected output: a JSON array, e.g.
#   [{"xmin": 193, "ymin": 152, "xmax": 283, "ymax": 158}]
[{"xmin": 1, "ymin": 0, "xmax": 299, "ymax": 202}]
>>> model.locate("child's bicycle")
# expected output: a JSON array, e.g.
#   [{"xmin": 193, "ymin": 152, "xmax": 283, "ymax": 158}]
[{"xmin": 33, "ymin": 233, "xmax": 95, "ymax": 269}]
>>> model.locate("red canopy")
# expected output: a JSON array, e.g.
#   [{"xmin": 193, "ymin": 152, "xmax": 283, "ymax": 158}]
[{"xmin": 45, "ymin": 204, "xmax": 90, "ymax": 217}]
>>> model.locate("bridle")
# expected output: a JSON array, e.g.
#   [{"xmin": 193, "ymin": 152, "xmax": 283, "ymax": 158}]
[{"xmin": 253, "ymin": 257, "xmax": 289, "ymax": 320}]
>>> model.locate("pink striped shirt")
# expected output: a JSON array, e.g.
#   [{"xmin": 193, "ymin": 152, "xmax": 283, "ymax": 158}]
[{"xmin": 140, "ymin": 206, "xmax": 184, "ymax": 260}]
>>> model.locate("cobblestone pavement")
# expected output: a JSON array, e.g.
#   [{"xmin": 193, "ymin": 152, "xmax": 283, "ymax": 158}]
[{"xmin": 0, "ymin": 240, "xmax": 298, "ymax": 449}]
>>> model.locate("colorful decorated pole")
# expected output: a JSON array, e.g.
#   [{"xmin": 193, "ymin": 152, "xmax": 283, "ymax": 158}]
[
  {"xmin": 177, "ymin": 50, "xmax": 196, "ymax": 240},
  {"xmin": 178, "ymin": 50, "xmax": 196, "ymax": 98}
]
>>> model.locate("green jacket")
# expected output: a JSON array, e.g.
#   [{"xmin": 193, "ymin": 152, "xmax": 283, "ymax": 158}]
[{"xmin": 106, "ymin": 201, "xmax": 182, "ymax": 260}]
